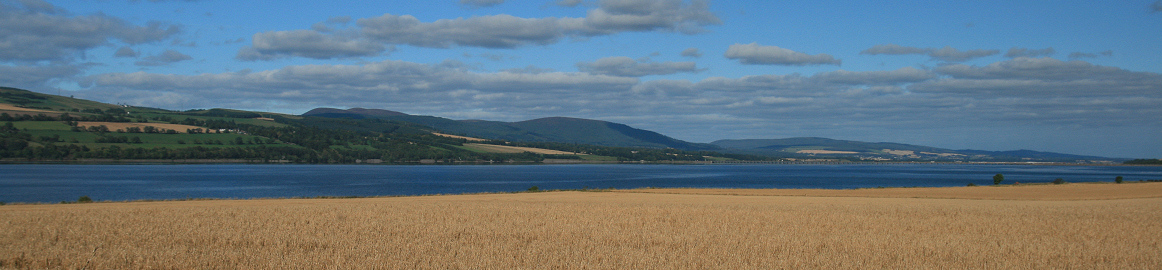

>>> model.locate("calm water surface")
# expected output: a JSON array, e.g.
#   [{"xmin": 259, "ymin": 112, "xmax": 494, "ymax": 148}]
[{"xmin": 2, "ymin": 164, "xmax": 1160, "ymax": 203}]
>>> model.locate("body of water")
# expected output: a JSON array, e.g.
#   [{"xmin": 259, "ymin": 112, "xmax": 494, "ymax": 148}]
[{"xmin": 2, "ymin": 164, "xmax": 1160, "ymax": 203}]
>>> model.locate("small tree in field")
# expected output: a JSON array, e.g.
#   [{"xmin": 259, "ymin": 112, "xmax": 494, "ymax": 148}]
[
  {"xmin": 993, "ymin": 174, "xmax": 1004, "ymax": 185},
  {"xmin": 1116, "ymin": 176, "xmax": 1124, "ymax": 184}
]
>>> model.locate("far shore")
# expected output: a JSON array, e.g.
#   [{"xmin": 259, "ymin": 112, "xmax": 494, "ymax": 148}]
[{"xmin": 0, "ymin": 158, "xmax": 1145, "ymax": 166}]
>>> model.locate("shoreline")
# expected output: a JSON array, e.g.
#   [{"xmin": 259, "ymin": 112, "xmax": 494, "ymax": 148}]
[
  {"xmin": 0, "ymin": 158, "xmax": 1143, "ymax": 166},
  {"xmin": 5, "ymin": 182, "xmax": 1160, "ymax": 206}
]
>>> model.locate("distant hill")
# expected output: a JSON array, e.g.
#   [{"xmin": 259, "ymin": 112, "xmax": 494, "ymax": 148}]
[
  {"xmin": 1, "ymin": 86, "xmax": 1122, "ymax": 163},
  {"xmin": 1, "ymin": 87, "xmax": 127, "ymax": 113},
  {"xmin": 303, "ymin": 107, "xmax": 408, "ymax": 119},
  {"xmin": 301, "ymin": 108, "xmax": 719, "ymax": 150},
  {"xmin": 712, "ymin": 137, "xmax": 1117, "ymax": 162}
]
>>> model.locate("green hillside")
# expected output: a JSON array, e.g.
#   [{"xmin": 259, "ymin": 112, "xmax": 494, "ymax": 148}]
[
  {"xmin": 2, "ymin": 87, "xmax": 752, "ymax": 163},
  {"xmin": 2, "ymin": 87, "xmax": 1119, "ymax": 164},
  {"xmin": 304, "ymin": 108, "xmax": 718, "ymax": 150}
]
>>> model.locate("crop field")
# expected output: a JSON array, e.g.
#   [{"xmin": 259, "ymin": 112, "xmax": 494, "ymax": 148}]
[
  {"xmin": 431, "ymin": 132, "xmax": 486, "ymax": 141},
  {"xmin": 2, "ymin": 183, "xmax": 1160, "ymax": 269},
  {"xmin": 0, "ymin": 104, "xmax": 55, "ymax": 114},
  {"xmin": 75, "ymin": 122, "xmax": 207, "ymax": 134},
  {"xmin": 462, "ymin": 143, "xmax": 577, "ymax": 155},
  {"xmin": 622, "ymin": 182, "xmax": 1162, "ymax": 200}
]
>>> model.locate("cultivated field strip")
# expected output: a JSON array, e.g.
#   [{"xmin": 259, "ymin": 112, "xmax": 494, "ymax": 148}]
[
  {"xmin": 2, "ymin": 188, "xmax": 1161, "ymax": 269},
  {"xmin": 622, "ymin": 182, "xmax": 1162, "ymax": 200}
]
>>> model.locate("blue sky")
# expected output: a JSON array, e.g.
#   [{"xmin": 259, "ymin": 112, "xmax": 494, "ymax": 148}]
[{"xmin": 3, "ymin": 0, "xmax": 1162, "ymax": 158}]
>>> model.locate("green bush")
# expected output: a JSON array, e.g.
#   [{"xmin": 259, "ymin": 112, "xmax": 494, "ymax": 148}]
[
  {"xmin": 1052, "ymin": 178, "xmax": 1066, "ymax": 185},
  {"xmin": 1116, "ymin": 176, "xmax": 1124, "ymax": 184},
  {"xmin": 77, "ymin": 196, "xmax": 93, "ymax": 203},
  {"xmin": 967, "ymin": 183, "xmax": 977, "ymax": 187},
  {"xmin": 527, "ymin": 186, "xmax": 540, "ymax": 192},
  {"xmin": 993, "ymin": 174, "xmax": 1004, "ymax": 185}
]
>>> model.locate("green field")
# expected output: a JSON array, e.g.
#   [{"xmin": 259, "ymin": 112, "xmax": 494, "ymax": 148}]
[{"xmin": 18, "ymin": 128, "xmax": 289, "ymax": 149}]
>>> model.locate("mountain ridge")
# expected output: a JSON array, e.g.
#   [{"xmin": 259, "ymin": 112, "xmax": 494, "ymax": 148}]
[
  {"xmin": 712, "ymin": 137, "xmax": 1115, "ymax": 162},
  {"xmin": 302, "ymin": 107, "xmax": 1120, "ymax": 161},
  {"xmin": 0, "ymin": 86, "xmax": 1124, "ymax": 162},
  {"xmin": 302, "ymin": 108, "xmax": 719, "ymax": 150}
]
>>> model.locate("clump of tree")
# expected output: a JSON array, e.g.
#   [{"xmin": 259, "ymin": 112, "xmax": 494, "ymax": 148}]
[
  {"xmin": 993, "ymin": 173, "xmax": 1004, "ymax": 185},
  {"xmin": 1116, "ymin": 176, "xmax": 1124, "ymax": 184},
  {"xmin": 1125, "ymin": 159, "xmax": 1162, "ymax": 165}
]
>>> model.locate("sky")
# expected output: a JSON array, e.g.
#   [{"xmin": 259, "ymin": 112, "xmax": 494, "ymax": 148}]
[{"xmin": 2, "ymin": 0, "xmax": 1162, "ymax": 158}]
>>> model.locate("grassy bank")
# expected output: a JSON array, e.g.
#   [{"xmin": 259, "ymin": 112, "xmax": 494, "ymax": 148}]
[{"xmin": 3, "ymin": 183, "xmax": 1161, "ymax": 269}]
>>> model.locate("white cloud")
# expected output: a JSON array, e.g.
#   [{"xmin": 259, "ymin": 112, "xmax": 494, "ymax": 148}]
[
  {"xmin": 114, "ymin": 46, "xmax": 138, "ymax": 58},
  {"xmin": 1067, "ymin": 50, "xmax": 1113, "ymax": 59},
  {"xmin": 555, "ymin": 0, "xmax": 584, "ymax": 7},
  {"xmin": 0, "ymin": 64, "xmax": 82, "ymax": 90},
  {"xmin": 680, "ymin": 47, "xmax": 702, "ymax": 57},
  {"xmin": 0, "ymin": 0, "xmax": 180, "ymax": 62},
  {"xmin": 135, "ymin": 49, "xmax": 192, "ymax": 66},
  {"xmin": 238, "ymin": 0, "xmax": 720, "ymax": 60},
  {"xmin": 237, "ymin": 30, "xmax": 389, "ymax": 61},
  {"xmin": 812, "ymin": 67, "xmax": 936, "ymax": 85},
  {"xmin": 576, "ymin": 56, "xmax": 700, "ymax": 77},
  {"xmin": 460, "ymin": 0, "xmax": 505, "ymax": 8},
  {"xmin": 861, "ymin": 44, "xmax": 999, "ymax": 62},
  {"xmin": 724, "ymin": 43, "xmax": 841, "ymax": 66},
  {"xmin": 1004, "ymin": 47, "xmax": 1055, "ymax": 58}
]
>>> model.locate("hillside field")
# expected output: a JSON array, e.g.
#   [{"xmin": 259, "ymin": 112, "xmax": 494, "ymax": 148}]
[{"xmin": 2, "ymin": 183, "xmax": 1160, "ymax": 269}]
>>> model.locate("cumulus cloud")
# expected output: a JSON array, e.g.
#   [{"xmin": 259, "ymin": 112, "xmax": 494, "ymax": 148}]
[
  {"xmin": 933, "ymin": 57, "xmax": 1153, "ymax": 82},
  {"xmin": 0, "ymin": 0, "xmax": 180, "ymax": 62},
  {"xmin": 680, "ymin": 47, "xmax": 702, "ymax": 57},
  {"xmin": 861, "ymin": 44, "xmax": 999, "ymax": 62},
  {"xmin": 1067, "ymin": 50, "xmax": 1112, "ymax": 59},
  {"xmin": 83, "ymin": 59, "xmax": 637, "ymax": 107},
  {"xmin": 555, "ymin": 0, "xmax": 584, "ymax": 7},
  {"xmin": 114, "ymin": 46, "xmax": 138, "ymax": 57},
  {"xmin": 630, "ymin": 79, "xmax": 695, "ymax": 97},
  {"xmin": 311, "ymin": 16, "xmax": 353, "ymax": 32},
  {"xmin": 135, "ymin": 49, "xmax": 192, "ymax": 66},
  {"xmin": 576, "ymin": 56, "xmax": 700, "ymax": 77},
  {"xmin": 237, "ymin": 30, "xmax": 390, "ymax": 60},
  {"xmin": 461, "ymin": 0, "xmax": 505, "ymax": 8},
  {"xmin": 1004, "ymin": 47, "xmax": 1055, "ymax": 58},
  {"xmin": 0, "ymin": 64, "xmax": 82, "ymax": 89},
  {"xmin": 918, "ymin": 57, "xmax": 1162, "ymax": 99},
  {"xmin": 238, "ymin": 0, "xmax": 720, "ymax": 60},
  {"xmin": 581, "ymin": 0, "xmax": 720, "ymax": 34},
  {"xmin": 357, "ymin": 14, "xmax": 575, "ymax": 49},
  {"xmin": 812, "ymin": 67, "xmax": 936, "ymax": 85},
  {"xmin": 724, "ymin": 43, "xmax": 841, "ymax": 66}
]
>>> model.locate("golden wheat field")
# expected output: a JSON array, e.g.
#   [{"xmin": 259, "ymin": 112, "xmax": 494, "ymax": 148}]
[
  {"xmin": 75, "ymin": 122, "xmax": 206, "ymax": 133},
  {"xmin": 3, "ymin": 183, "xmax": 1161, "ymax": 269}
]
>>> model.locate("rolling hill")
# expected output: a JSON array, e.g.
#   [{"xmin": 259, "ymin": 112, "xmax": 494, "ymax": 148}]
[
  {"xmin": 712, "ymin": 137, "xmax": 1116, "ymax": 162},
  {"xmin": 304, "ymin": 108, "xmax": 719, "ymax": 150},
  {"xmin": 2, "ymin": 86, "xmax": 1124, "ymax": 163},
  {"xmin": 0, "ymin": 87, "xmax": 747, "ymax": 163}
]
